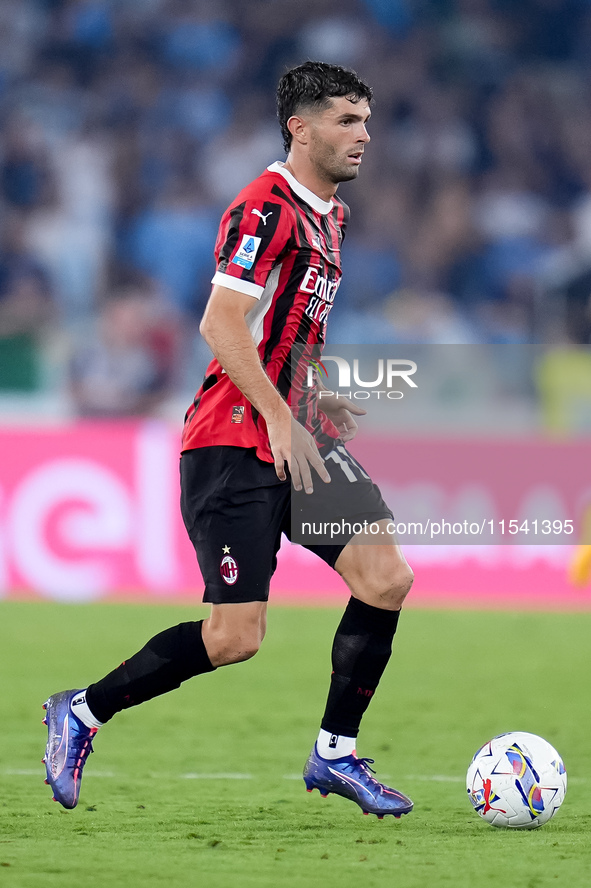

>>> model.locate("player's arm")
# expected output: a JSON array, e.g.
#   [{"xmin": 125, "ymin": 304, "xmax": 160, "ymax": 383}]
[
  {"xmin": 316, "ymin": 377, "xmax": 366, "ymax": 442},
  {"xmin": 200, "ymin": 284, "xmax": 330, "ymax": 493}
]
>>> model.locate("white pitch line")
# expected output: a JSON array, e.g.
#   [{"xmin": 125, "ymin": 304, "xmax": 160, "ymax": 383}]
[
  {"xmin": 1, "ymin": 769, "xmax": 252, "ymax": 780},
  {"xmin": 3, "ymin": 768, "xmax": 116, "ymax": 778},
  {"xmin": 181, "ymin": 773, "xmax": 252, "ymax": 780},
  {"xmin": 407, "ymin": 774, "xmax": 464, "ymax": 783},
  {"xmin": 3, "ymin": 769, "xmax": 585, "ymax": 784}
]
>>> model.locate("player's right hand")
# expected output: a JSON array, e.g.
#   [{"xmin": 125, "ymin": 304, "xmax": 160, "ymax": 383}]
[{"xmin": 268, "ymin": 415, "xmax": 331, "ymax": 494}]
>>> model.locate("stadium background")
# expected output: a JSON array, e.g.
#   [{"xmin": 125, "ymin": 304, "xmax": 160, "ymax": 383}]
[{"xmin": 0, "ymin": 0, "xmax": 589, "ymax": 607}]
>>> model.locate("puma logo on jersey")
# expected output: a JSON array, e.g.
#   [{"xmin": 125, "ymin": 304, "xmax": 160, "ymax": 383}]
[{"xmin": 251, "ymin": 208, "xmax": 273, "ymax": 225}]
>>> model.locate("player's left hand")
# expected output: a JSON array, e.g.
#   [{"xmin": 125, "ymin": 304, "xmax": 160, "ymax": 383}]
[{"xmin": 319, "ymin": 397, "xmax": 367, "ymax": 442}]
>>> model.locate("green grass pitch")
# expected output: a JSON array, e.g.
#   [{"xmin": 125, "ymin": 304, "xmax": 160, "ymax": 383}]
[{"xmin": 1, "ymin": 601, "xmax": 590, "ymax": 888}]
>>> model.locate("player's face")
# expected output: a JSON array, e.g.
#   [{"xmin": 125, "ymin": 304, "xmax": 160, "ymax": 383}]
[{"xmin": 307, "ymin": 96, "xmax": 371, "ymax": 184}]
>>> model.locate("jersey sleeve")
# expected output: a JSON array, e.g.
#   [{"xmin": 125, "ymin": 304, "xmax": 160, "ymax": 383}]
[{"xmin": 211, "ymin": 198, "xmax": 294, "ymax": 299}]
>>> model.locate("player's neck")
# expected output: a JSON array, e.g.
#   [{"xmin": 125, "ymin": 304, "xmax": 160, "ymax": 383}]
[{"xmin": 282, "ymin": 157, "xmax": 337, "ymax": 202}]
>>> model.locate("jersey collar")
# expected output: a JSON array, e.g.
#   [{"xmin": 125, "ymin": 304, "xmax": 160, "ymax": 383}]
[{"xmin": 267, "ymin": 162, "xmax": 334, "ymax": 215}]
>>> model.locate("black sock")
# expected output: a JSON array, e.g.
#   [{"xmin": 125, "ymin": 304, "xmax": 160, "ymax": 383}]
[
  {"xmin": 85, "ymin": 621, "xmax": 215, "ymax": 724},
  {"xmin": 320, "ymin": 597, "xmax": 400, "ymax": 739}
]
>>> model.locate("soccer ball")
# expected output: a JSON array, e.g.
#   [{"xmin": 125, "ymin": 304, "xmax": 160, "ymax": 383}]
[{"xmin": 466, "ymin": 732, "xmax": 567, "ymax": 829}]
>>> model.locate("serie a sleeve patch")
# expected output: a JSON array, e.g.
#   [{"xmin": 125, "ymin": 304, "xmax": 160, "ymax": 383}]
[{"xmin": 231, "ymin": 234, "xmax": 262, "ymax": 270}]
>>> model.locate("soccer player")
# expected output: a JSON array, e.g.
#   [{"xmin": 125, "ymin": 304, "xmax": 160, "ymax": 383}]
[{"xmin": 43, "ymin": 61, "xmax": 414, "ymax": 819}]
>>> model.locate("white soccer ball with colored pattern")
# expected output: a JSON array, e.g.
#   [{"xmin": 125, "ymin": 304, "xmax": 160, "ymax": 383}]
[{"xmin": 466, "ymin": 732, "xmax": 567, "ymax": 829}]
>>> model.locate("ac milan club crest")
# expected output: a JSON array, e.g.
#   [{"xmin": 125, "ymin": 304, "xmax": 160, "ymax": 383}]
[{"xmin": 220, "ymin": 546, "xmax": 238, "ymax": 585}]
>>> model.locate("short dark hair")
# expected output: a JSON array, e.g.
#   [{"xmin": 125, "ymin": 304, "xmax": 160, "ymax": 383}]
[{"xmin": 277, "ymin": 61, "xmax": 373, "ymax": 153}]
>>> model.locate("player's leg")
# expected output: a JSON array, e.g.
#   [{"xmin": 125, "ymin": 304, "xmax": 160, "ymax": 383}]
[
  {"xmin": 295, "ymin": 444, "xmax": 413, "ymax": 816},
  {"xmin": 304, "ymin": 521, "xmax": 414, "ymax": 817},
  {"xmin": 320, "ymin": 520, "xmax": 412, "ymax": 742},
  {"xmin": 84, "ymin": 600, "xmax": 268, "ymax": 721},
  {"xmin": 41, "ymin": 615, "xmax": 216, "ymax": 809},
  {"xmin": 43, "ymin": 446, "xmax": 286, "ymax": 809},
  {"xmin": 42, "ymin": 601, "xmax": 266, "ymax": 809}
]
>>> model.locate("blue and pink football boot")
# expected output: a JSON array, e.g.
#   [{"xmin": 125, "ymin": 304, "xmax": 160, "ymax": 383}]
[
  {"xmin": 304, "ymin": 743, "xmax": 413, "ymax": 819},
  {"xmin": 42, "ymin": 690, "xmax": 97, "ymax": 809}
]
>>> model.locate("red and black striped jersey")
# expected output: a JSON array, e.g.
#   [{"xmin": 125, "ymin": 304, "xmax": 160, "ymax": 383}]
[{"xmin": 182, "ymin": 161, "xmax": 349, "ymax": 462}]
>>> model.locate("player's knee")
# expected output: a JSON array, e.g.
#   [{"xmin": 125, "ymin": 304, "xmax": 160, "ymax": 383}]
[
  {"xmin": 380, "ymin": 562, "xmax": 414, "ymax": 609},
  {"xmin": 215, "ymin": 630, "xmax": 263, "ymax": 666},
  {"xmin": 350, "ymin": 561, "xmax": 414, "ymax": 610},
  {"xmin": 224, "ymin": 646, "xmax": 260, "ymax": 665},
  {"xmin": 203, "ymin": 602, "xmax": 267, "ymax": 667},
  {"xmin": 234, "ymin": 629, "xmax": 263, "ymax": 662}
]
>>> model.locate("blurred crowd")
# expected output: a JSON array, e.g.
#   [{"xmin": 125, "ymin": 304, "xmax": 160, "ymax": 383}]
[{"xmin": 2, "ymin": 0, "xmax": 591, "ymax": 414}]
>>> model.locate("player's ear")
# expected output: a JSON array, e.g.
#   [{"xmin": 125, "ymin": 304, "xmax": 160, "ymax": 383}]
[{"xmin": 287, "ymin": 114, "xmax": 308, "ymax": 146}]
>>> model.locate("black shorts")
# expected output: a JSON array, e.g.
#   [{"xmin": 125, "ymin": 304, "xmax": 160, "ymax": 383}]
[{"xmin": 180, "ymin": 444, "xmax": 393, "ymax": 604}]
